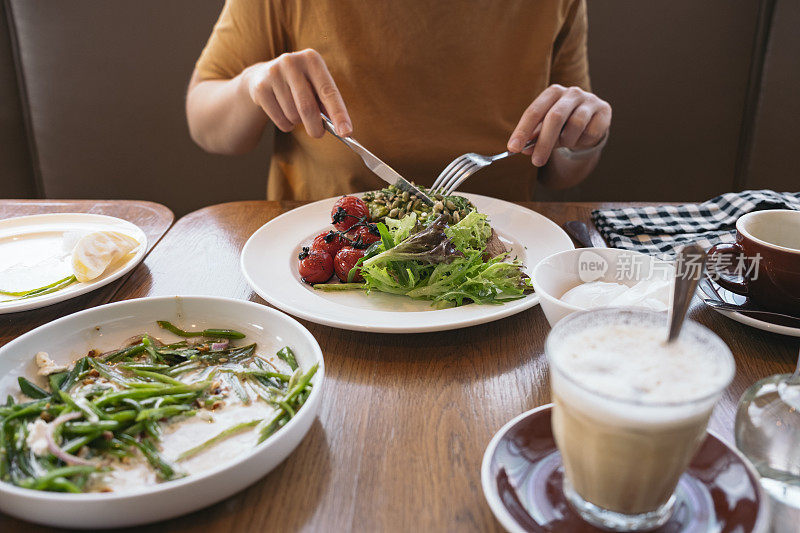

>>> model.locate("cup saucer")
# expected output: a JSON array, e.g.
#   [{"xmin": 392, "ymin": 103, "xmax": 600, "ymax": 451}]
[
  {"xmin": 481, "ymin": 404, "xmax": 769, "ymax": 532},
  {"xmin": 699, "ymin": 277, "xmax": 800, "ymax": 337}
]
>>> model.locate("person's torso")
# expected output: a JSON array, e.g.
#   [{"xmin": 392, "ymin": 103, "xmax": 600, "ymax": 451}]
[{"xmin": 269, "ymin": 0, "xmax": 574, "ymax": 201}]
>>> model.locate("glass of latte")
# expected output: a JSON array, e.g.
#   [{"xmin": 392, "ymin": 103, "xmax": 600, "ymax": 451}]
[{"xmin": 546, "ymin": 308, "xmax": 735, "ymax": 531}]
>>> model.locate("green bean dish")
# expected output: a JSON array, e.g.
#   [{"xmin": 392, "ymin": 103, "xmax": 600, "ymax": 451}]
[{"xmin": 0, "ymin": 321, "xmax": 317, "ymax": 493}]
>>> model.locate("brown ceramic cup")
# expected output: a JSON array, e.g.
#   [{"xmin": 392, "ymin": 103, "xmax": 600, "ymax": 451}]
[{"xmin": 707, "ymin": 209, "xmax": 800, "ymax": 315}]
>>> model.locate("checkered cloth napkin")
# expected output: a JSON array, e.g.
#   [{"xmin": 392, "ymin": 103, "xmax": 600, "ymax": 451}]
[{"xmin": 591, "ymin": 190, "xmax": 800, "ymax": 258}]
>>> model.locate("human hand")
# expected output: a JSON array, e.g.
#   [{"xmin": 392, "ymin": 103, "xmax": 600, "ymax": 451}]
[
  {"xmin": 507, "ymin": 85, "xmax": 611, "ymax": 166},
  {"xmin": 242, "ymin": 48, "xmax": 351, "ymax": 138}
]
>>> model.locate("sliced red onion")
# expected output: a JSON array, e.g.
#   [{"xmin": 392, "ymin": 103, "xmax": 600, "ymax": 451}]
[
  {"xmin": 46, "ymin": 412, "xmax": 95, "ymax": 466},
  {"xmin": 211, "ymin": 340, "xmax": 229, "ymax": 351}
]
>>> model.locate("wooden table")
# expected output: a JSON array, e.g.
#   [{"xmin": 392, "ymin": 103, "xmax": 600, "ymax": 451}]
[{"xmin": 2, "ymin": 201, "xmax": 796, "ymax": 532}]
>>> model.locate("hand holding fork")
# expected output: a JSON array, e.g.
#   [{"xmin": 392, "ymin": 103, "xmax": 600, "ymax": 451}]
[{"xmin": 433, "ymin": 85, "xmax": 611, "ymax": 195}]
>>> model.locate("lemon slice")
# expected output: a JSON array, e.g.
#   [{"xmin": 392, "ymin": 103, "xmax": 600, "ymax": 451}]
[{"xmin": 71, "ymin": 231, "xmax": 140, "ymax": 283}]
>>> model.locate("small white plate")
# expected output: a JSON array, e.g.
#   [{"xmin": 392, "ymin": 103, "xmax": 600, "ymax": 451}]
[
  {"xmin": 240, "ymin": 193, "xmax": 574, "ymax": 333},
  {"xmin": 0, "ymin": 213, "xmax": 147, "ymax": 314},
  {"xmin": 0, "ymin": 296, "xmax": 324, "ymax": 528},
  {"xmin": 699, "ymin": 278, "xmax": 800, "ymax": 337}
]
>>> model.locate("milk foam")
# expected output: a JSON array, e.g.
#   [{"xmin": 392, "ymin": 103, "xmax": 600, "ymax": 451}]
[
  {"xmin": 552, "ymin": 323, "xmax": 727, "ymax": 403},
  {"xmin": 547, "ymin": 309, "xmax": 735, "ymax": 426}
]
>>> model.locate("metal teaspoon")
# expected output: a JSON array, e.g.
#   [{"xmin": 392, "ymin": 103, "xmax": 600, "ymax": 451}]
[{"xmin": 667, "ymin": 243, "xmax": 706, "ymax": 343}]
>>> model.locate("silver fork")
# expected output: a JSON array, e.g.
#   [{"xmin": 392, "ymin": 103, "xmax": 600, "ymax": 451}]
[{"xmin": 431, "ymin": 139, "xmax": 535, "ymax": 196}]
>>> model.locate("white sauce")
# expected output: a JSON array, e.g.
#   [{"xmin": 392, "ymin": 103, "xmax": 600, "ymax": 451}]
[
  {"xmin": 87, "ymin": 451, "xmax": 157, "ymax": 492},
  {"xmin": 80, "ymin": 361, "xmax": 286, "ymax": 492},
  {"xmin": 560, "ymin": 279, "xmax": 670, "ymax": 311},
  {"xmin": 85, "ymin": 396, "xmax": 277, "ymax": 492},
  {"xmin": 162, "ymin": 398, "xmax": 275, "ymax": 474}
]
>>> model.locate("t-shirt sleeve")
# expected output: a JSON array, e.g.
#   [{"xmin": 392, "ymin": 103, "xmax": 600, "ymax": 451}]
[
  {"xmin": 550, "ymin": 0, "xmax": 591, "ymax": 91},
  {"xmin": 195, "ymin": 0, "xmax": 288, "ymax": 80}
]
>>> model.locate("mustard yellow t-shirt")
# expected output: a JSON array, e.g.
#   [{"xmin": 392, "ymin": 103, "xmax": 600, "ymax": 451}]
[{"xmin": 196, "ymin": 0, "xmax": 590, "ymax": 201}]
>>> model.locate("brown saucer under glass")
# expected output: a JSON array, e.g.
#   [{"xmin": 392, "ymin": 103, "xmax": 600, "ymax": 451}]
[{"xmin": 481, "ymin": 405, "xmax": 769, "ymax": 532}]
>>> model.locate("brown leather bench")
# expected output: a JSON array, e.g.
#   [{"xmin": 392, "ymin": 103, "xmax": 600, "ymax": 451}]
[{"xmin": 0, "ymin": 1, "xmax": 34, "ymax": 198}]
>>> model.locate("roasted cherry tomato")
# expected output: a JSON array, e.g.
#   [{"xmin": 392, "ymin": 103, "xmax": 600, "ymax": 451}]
[
  {"xmin": 311, "ymin": 230, "xmax": 347, "ymax": 256},
  {"xmin": 331, "ymin": 196, "xmax": 369, "ymax": 231},
  {"xmin": 349, "ymin": 224, "xmax": 381, "ymax": 248},
  {"xmin": 334, "ymin": 246, "xmax": 366, "ymax": 282},
  {"xmin": 298, "ymin": 247, "xmax": 333, "ymax": 284}
]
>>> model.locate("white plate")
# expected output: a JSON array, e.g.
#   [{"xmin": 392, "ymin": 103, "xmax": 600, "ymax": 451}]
[
  {"xmin": 240, "ymin": 193, "xmax": 574, "ymax": 333},
  {"xmin": 699, "ymin": 278, "xmax": 800, "ymax": 337},
  {"xmin": 0, "ymin": 213, "xmax": 147, "ymax": 314},
  {"xmin": 0, "ymin": 296, "xmax": 324, "ymax": 528}
]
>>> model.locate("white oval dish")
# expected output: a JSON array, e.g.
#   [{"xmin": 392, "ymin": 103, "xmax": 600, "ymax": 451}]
[
  {"xmin": 240, "ymin": 193, "xmax": 574, "ymax": 333},
  {"xmin": 0, "ymin": 213, "xmax": 147, "ymax": 314},
  {"xmin": 0, "ymin": 296, "xmax": 324, "ymax": 529}
]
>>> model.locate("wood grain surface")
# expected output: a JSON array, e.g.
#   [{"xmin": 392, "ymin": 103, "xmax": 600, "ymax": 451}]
[
  {"xmin": 2, "ymin": 201, "xmax": 795, "ymax": 533},
  {"xmin": 0, "ymin": 200, "xmax": 174, "ymax": 349}
]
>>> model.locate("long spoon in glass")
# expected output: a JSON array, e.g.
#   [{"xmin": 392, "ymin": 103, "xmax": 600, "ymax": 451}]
[{"xmin": 666, "ymin": 244, "xmax": 706, "ymax": 343}]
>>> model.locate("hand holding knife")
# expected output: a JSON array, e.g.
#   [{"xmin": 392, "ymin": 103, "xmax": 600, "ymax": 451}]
[{"xmin": 320, "ymin": 113, "xmax": 434, "ymax": 206}]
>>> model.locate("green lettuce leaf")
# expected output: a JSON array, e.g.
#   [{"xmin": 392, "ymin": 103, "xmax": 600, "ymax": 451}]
[
  {"xmin": 359, "ymin": 214, "xmax": 532, "ymax": 306},
  {"xmin": 444, "ymin": 211, "xmax": 492, "ymax": 252},
  {"xmin": 361, "ymin": 216, "xmax": 461, "ymax": 268},
  {"xmin": 320, "ymin": 211, "xmax": 532, "ymax": 307},
  {"xmin": 384, "ymin": 212, "xmax": 418, "ymax": 244}
]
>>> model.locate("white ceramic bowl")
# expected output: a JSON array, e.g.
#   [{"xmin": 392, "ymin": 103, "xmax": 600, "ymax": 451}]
[
  {"xmin": 0, "ymin": 296, "xmax": 324, "ymax": 529},
  {"xmin": 531, "ymin": 248, "xmax": 674, "ymax": 326}
]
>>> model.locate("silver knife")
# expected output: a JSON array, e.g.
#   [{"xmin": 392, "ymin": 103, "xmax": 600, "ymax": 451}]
[{"xmin": 320, "ymin": 114, "xmax": 434, "ymax": 206}]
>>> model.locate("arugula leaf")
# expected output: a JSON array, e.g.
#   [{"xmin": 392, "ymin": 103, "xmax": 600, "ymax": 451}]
[
  {"xmin": 348, "ymin": 240, "xmax": 383, "ymax": 282},
  {"xmin": 376, "ymin": 222, "xmax": 394, "ymax": 250}
]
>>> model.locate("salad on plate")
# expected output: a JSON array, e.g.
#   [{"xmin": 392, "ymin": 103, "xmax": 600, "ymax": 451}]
[{"xmin": 296, "ymin": 185, "xmax": 532, "ymax": 307}]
